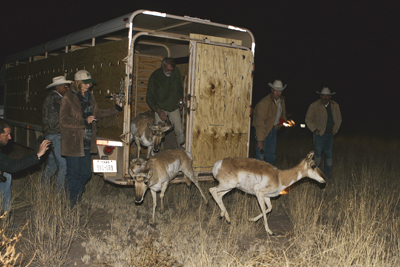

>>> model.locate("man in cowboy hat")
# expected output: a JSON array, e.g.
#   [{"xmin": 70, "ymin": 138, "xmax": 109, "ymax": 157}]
[
  {"xmin": 41, "ymin": 76, "xmax": 72, "ymax": 189},
  {"xmin": 305, "ymin": 87, "xmax": 342, "ymax": 178},
  {"xmin": 252, "ymin": 80, "xmax": 287, "ymax": 165}
]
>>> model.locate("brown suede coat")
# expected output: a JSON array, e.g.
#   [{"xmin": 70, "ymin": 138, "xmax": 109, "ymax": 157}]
[
  {"xmin": 60, "ymin": 90, "xmax": 118, "ymax": 157},
  {"xmin": 305, "ymin": 99, "xmax": 342, "ymax": 135},
  {"xmin": 252, "ymin": 93, "xmax": 287, "ymax": 141}
]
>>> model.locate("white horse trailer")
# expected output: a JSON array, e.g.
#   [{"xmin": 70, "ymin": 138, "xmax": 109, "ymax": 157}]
[{"xmin": 0, "ymin": 10, "xmax": 255, "ymax": 185}]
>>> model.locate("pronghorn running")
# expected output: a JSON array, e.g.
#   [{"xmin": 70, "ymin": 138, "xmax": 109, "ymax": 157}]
[
  {"xmin": 129, "ymin": 149, "xmax": 208, "ymax": 224},
  {"xmin": 120, "ymin": 111, "xmax": 172, "ymax": 159},
  {"xmin": 209, "ymin": 151, "xmax": 326, "ymax": 235}
]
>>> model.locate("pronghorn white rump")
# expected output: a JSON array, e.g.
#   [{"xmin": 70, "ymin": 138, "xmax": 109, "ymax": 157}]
[
  {"xmin": 121, "ymin": 111, "xmax": 172, "ymax": 159},
  {"xmin": 209, "ymin": 151, "xmax": 326, "ymax": 235},
  {"xmin": 129, "ymin": 149, "xmax": 208, "ymax": 224}
]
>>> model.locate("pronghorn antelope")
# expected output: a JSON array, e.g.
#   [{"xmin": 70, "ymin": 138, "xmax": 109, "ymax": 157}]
[
  {"xmin": 129, "ymin": 149, "xmax": 208, "ymax": 224},
  {"xmin": 209, "ymin": 151, "xmax": 326, "ymax": 235},
  {"xmin": 121, "ymin": 111, "xmax": 172, "ymax": 159}
]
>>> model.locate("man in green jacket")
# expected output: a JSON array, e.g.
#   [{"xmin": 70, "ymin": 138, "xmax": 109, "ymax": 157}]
[
  {"xmin": 146, "ymin": 58, "xmax": 185, "ymax": 147},
  {"xmin": 305, "ymin": 87, "xmax": 342, "ymax": 178},
  {"xmin": 252, "ymin": 80, "xmax": 287, "ymax": 165}
]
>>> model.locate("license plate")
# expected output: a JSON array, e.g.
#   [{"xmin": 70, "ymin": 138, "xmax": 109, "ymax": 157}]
[{"xmin": 93, "ymin": 160, "xmax": 117, "ymax": 173}]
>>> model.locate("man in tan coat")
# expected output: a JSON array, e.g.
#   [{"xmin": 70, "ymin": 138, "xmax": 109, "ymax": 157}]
[
  {"xmin": 305, "ymin": 87, "xmax": 342, "ymax": 178},
  {"xmin": 252, "ymin": 80, "xmax": 287, "ymax": 165}
]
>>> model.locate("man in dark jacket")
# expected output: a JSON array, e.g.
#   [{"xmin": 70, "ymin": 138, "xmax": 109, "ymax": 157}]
[
  {"xmin": 0, "ymin": 119, "xmax": 51, "ymax": 213},
  {"xmin": 146, "ymin": 58, "xmax": 185, "ymax": 147},
  {"xmin": 41, "ymin": 76, "xmax": 72, "ymax": 189}
]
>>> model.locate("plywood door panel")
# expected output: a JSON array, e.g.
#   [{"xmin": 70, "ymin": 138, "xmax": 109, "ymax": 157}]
[{"xmin": 191, "ymin": 43, "xmax": 253, "ymax": 172}]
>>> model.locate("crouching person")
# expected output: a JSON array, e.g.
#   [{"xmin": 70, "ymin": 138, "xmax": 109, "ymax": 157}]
[
  {"xmin": 60, "ymin": 70, "xmax": 123, "ymax": 207},
  {"xmin": 0, "ymin": 119, "xmax": 51, "ymax": 214}
]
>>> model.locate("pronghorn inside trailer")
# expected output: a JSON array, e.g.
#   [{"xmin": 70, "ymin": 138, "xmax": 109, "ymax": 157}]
[{"xmin": 0, "ymin": 10, "xmax": 255, "ymax": 185}]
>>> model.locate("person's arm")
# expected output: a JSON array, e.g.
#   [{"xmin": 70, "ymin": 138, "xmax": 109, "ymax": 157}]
[
  {"xmin": 0, "ymin": 152, "xmax": 39, "ymax": 174},
  {"xmin": 305, "ymin": 103, "xmax": 317, "ymax": 133}
]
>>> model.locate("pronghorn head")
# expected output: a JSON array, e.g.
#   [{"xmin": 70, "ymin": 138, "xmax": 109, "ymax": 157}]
[
  {"xmin": 305, "ymin": 151, "xmax": 326, "ymax": 183},
  {"xmin": 132, "ymin": 170, "xmax": 153, "ymax": 203},
  {"xmin": 147, "ymin": 123, "xmax": 173, "ymax": 153},
  {"xmin": 129, "ymin": 158, "xmax": 147, "ymax": 177}
]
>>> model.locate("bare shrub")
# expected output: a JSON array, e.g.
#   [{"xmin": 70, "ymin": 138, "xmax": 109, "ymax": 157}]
[{"xmin": 22, "ymin": 174, "xmax": 80, "ymax": 266}]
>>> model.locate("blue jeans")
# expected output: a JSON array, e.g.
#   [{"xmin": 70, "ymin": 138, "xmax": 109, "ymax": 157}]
[
  {"xmin": 254, "ymin": 127, "xmax": 277, "ymax": 165},
  {"xmin": 65, "ymin": 150, "xmax": 92, "ymax": 206},
  {"xmin": 313, "ymin": 133, "xmax": 333, "ymax": 178},
  {"xmin": 41, "ymin": 134, "xmax": 67, "ymax": 190},
  {"xmin": 0, "ymin": 172, "xmax": 12, "ymax": 213}
]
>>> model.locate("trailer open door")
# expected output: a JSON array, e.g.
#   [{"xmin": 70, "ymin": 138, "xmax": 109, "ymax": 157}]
[{"xmin": 186, "ymin": 36, "xmax": 254, "ymax": 176}]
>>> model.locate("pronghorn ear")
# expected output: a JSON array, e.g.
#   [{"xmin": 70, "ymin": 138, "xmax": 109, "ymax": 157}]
[
  {"xmin": 147, "ymin": 123, "xmax": 156, "ymax": 131},
  {"xmin": 161, "ymin": 125, "xmax": 173, "ymax": 132},
  {"xmin": 307, "ymin": 151, "xmax": 315, "ymax": 159},
  {"xmin": 128, "ymin": 169, "xmax": 136, "ymax": 180}
]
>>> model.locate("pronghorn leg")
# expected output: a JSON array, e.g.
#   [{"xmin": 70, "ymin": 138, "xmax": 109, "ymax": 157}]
[
  {"xmin": 159, "ymin": 182, "xmax": 169, "ymax": 214},
  {"xmin": 182, "ymin": 166, "xmax": 208, "ymax": 205},
  {"xmin": 255, "ymin": 192, "xmax": 274, "ymax": 235},
  {"xmin": 135, "ymin": 138, "xmax": 141, "ymax": 159},
  {"xmin": 147, "ymin": 145, "xmax": 153, "ymax": 159},
  {"xmin": 249, "ymin": 197, "xmax": 272, "ymax": 222},
  {"xmin": 209, "ymin": 187, "xmax": 232, "ymax": 223},
  {"xmin": 150, "ymin": 190, "xmax": 157, "ymax": 224}
]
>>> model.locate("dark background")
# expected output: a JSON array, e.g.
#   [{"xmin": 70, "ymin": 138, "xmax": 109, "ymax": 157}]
[{"xmin": 1, "ymin": 0, "xmax": 399, "ymax": 137}]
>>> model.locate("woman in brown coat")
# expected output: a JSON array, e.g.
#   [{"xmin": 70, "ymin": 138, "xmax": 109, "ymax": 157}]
[{"xmin": 60, "ymin": 70, "xmax": 122, "ymax": 206}]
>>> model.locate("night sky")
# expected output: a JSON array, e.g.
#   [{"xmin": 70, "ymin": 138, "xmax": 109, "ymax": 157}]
[{"xmin": 1, "ymin": 0, "xmax": 399, "ymax": 136}]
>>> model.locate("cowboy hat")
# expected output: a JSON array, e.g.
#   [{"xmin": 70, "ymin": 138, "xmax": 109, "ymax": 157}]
[
  {"xmin": 268, "ymin": 80, "xmax": 287, "ymax": 91},
  {"xmin": 74, "ymin": 70, "xmax": 96, "ymax": 84},
  {"xmin": 316, "ymin": 87, "xmax": 336, "ymax": 95},
  {"xmin": 46, "ymin": 76, "xmax": 73, "ymax": 89}
]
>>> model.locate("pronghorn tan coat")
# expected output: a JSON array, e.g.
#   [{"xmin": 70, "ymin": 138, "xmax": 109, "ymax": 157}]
[
  {"xmin": 209, "ymin": 151, "xmax": 326, "ymax": 235},
  {"xmin": 123, "ymin": 111, "xmax": 172, "ymax": 159},
  {"xmin": 130, "ymin": 149, "xmax": 208, "ymax": 224}
]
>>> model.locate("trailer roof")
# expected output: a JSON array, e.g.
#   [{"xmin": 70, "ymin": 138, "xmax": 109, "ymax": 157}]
[{"xmin": 4, "ymin": 10, "xmax": 255, "ymax": 65}]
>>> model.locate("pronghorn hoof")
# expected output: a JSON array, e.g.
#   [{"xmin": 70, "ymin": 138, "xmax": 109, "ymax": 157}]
[{"xmin": 269, "ymin": 232, "xmax": 275, "ymax": 236}]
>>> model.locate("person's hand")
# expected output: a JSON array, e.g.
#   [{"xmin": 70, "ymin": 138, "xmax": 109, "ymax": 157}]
[
  {"xmin": 37, "ymin": 140, "xmax": 52, "ymax": 158},
  {"xmin": 116, "ymin": 98, "xmax": 122, "ymax": 107},
  {"xmin": 178, "ymin": 99, "xmax": 184, "ymax": 111},
  {"xmin": 87, "ymin": 116, "xmax": 97, "ymax": 124},
  {"xmin": 157, "ymin": 109, "xmax": 167, "ymax": 121},
  {"xmin": 257, "ymin": 141, "xmax": 264, "ymax": 150}
]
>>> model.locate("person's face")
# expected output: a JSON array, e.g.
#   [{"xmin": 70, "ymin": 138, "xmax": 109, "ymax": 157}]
[
  {"xmin": 80, "ymin": 82, "xmax": 92, "ymax": 94},
  {"xmin": 56, "ymin": 83, "xmax": 70, "ymax": 96},
  {"xmin": 0, "ymin": 127, "xmax": 12, "ymax": 147},
  {"xmin": 320, "ymin": 94, "xmax": 331, "ymax": 105},
  {"xmin": 162, "ymin": 63, "xmax": 174, "ymax": 77},
  {"xmin": 271, "ymin": 88, "xmax": 282, "ymax": 100}
]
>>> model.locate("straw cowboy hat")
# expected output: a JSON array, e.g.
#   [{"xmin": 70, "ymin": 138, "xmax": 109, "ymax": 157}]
[
  {"xmin": 316, "ymin": 87, "xmax": 336, "ymax": 95},
  {"xmin": 268, "ymin": 80, "xmax": 287, "ymax": 91},
  {"xmin": 46, "ymin": 76, "xmax": 73, "ymax": 89},
  {"xmin": 74, "ymin": 70, "xmax": 96, "ymax": 84}
]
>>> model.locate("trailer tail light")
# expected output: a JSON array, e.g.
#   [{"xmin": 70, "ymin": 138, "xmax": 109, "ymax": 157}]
[
  {"xmin": 103, "ymin": 146, "xmax": 115, "ymax": 156},
  {"xmin": 96, "ymin": 140, "xmax": 123, "ymax": 147}
]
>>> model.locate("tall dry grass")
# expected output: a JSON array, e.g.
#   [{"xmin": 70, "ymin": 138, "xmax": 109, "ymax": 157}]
[{"xmin": 2, "ymin": 134, "xmax": 400, "ymax": 266}]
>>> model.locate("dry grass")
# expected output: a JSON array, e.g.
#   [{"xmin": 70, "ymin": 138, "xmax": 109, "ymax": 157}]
[{"xmin": 2, "ymin": 134, "xmax": 400, "ymax": 266}]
